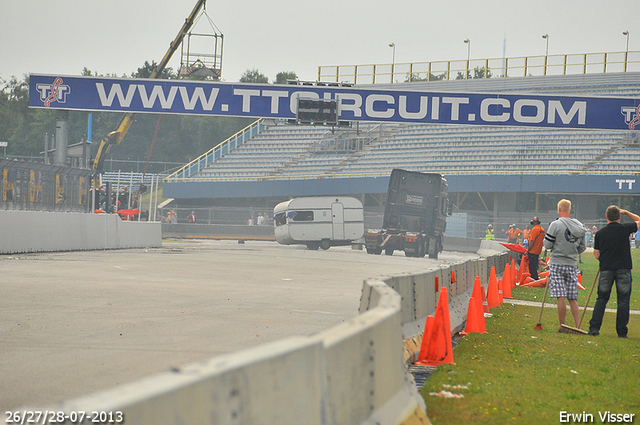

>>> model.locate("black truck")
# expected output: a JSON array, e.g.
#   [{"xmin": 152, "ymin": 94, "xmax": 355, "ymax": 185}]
[{"xmin": 365, "ymin": 169, "xmax": 451, "ymax": 259}]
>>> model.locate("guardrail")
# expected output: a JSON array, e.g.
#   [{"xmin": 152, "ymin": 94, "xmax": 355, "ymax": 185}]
[
  {"xmin": 166, "ymin": 119, "xmax": 266, "ymax": 180},
  {"xmin": 318, "ymin": 51, "xmax": 640, "ymax": 84}
]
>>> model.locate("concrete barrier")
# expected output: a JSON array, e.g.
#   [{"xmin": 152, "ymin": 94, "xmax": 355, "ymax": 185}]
[
  {"xmin": 0, "ymin": 211, "xmax": 161, "ymax": 254},
  {"xmin": 477, "ymin": 239, "xmax": 509, "ymax": 256},
  {"xmin": 162, "ymin": 223, "xmax": 275, "ymax": 241},
  {"xmin": 20, "ymin": 238, "xmax": 510, "ymax": 425},
  {"xmin": 316, "ymin": 282, "xmax": 426, "ymax": 425},
  {"xmin": 40, "ymin": 337, "xmax": 328, "ymax": 425},
  {"xmin": 443, "ymin": 235, "xmax": 482, "ymax": 253}
]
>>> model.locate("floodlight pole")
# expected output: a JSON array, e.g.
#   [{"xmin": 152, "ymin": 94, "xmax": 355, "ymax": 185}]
[
  {"xmin": 464, "ymin": 39, "xmax": 470, "ymax": 79},
  {"xmin": 623, "ymin": 31, "xmax": 630, "ymax": 72},
  {"xmin": 542, "ymin": 34, "xmax": 549, "ymax": 76},
  {"xmin": 389, "ymin": 43, "xmax": 396, "ymax": 83}
]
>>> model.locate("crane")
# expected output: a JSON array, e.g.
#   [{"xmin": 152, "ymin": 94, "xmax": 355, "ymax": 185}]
[{"xmin": 90, "ymin": 0, "xmax": 207, "ymax": 174}]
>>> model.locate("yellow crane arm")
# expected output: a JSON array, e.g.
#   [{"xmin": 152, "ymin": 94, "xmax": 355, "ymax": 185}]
[{"xmin": 91, "ymin": 0, "xmax": 206, "ymax": 172}]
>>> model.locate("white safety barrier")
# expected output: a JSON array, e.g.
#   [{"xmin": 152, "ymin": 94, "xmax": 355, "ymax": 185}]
[
  {"xmin": 0, "ymin": 211, "xmax": 161, "ymax": 254},
  {"xmin": 19, "ymin": 237, "xmax": 510, "ymax": 425}
]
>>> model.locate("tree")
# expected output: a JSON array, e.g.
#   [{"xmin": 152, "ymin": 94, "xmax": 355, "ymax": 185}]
[
  {"xmin": 404, "ymin": 72, "xmax": 446, "ymax": 82},
  {"xmin": 275, "ymin": 71, "xmax": 297, "ymax": 84},
  {"xmin": 456, "ymin": 66, "xmax": 493, "ymax": 80},
  {"xmin": 239, "ymin": 68, "xmax": 268, "ymax": 84},
  {"xmin": 131, "ymin": 61, "xmax": 176, "ymax": 79}
]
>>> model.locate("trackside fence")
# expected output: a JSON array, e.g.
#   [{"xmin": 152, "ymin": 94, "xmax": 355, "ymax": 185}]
[
  {"xmin": 1, "ymin": 159, "xmax": 93, "ymax": 212},
  {"xmin": 319, "ymin": 50, "xmax": 640, "ymax": 84}
]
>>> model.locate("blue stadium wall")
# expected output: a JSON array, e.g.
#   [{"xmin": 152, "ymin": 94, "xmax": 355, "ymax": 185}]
[{"xmin": 163, "ymin": 173, "xmax": 640, "ymax": 200}]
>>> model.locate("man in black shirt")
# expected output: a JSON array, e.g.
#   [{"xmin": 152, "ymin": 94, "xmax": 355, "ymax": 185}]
[{"xmin": 588, "ymin": 206, "xmax": 640, "ymax": 338}]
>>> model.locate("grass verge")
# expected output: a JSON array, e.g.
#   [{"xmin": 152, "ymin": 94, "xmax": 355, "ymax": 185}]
[{"xmin": 421, "ymin": 251, "xmax": 640, "ymax": 424}]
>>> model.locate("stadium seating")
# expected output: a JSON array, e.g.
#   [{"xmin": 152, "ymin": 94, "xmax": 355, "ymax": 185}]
[{"xmin": 188, "ymin": 120, "xmax": 633, "ymax": 179}]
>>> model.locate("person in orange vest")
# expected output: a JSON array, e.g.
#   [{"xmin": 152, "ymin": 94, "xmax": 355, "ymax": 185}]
[
  {"xmin": 521, "ymin": 224, "xmax": 532, "ymax": 246},
  {"xmin": 506, "ymin": 224, "xmax": 522, "ymax": 244},
  {"xmin": 527, "ymin": 217, "xmax": 545, "ymax": 280}
]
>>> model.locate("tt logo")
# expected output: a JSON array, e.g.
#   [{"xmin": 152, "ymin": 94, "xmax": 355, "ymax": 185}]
[
  {"xmin": 36, "ymin": 77, "xmax": 71, "ymax": 107},
  {"xmin": 621, "ymin": 105, "xmax": 640, "ymax": 130},
  {"xmin": 616, "ymin": 179, "xmax": 635, "ymax": 190}
]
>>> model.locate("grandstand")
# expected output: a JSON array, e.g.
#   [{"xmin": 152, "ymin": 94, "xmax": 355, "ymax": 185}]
[
  {"xmin": 163, "ymin": 71, "xmax": 640, "ymax": 229},
  {"xmin": 169, "ymin": 122, "xmax": 635, "ymax": 178}
]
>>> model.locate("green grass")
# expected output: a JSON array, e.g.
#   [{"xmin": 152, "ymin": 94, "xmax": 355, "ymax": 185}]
[
  {"xmin": 421, "ymin": 250, "xmax": 640, "ymax": 424},
  {"xmin": 511, "ymin": 250, "xmax": 640, "ymax": 310}
]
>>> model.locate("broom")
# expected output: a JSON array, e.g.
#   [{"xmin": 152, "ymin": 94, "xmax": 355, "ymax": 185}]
[
  {"xmin": 534, "ymin": 279, "xmax": 550, "ymax": 331},
  {"xmin": 558, "ymin": 268, "xmax": 599, "ymax": 335}
]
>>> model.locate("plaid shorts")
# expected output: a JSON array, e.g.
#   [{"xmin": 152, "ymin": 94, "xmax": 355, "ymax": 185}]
[{"xmin": 548, "ymin": 264, "xmax": 579, "ymax": 299}]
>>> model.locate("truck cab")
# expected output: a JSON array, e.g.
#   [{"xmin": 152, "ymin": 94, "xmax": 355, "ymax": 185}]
[{"xmin": 365, "ymin": 169, "xmax": 451, "ymax": 259}]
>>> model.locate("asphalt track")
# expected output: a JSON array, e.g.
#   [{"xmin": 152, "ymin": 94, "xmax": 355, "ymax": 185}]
[{"xmin": 1, "ymin": 240, "xmax": 477, "ymax": 411}]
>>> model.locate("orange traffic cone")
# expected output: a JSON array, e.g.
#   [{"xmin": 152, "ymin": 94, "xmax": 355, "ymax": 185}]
[
  {"xmin": 481, "ymin": 285, "xmax": 490, "ymax": 313},
  {"xmin": 502, "ymin": 272, "xmax": 513, "ymax": 299},
  {"xmin": 487, "ymin": 267, "xmax": 500, "ymax": 309},
  {"xmin": 517, "ymin": 255, "xmax": 527, "ymax": 285},
  {"xmin": 460, "ymin": 296, "xmax": 486, "ymax": 335},
  {"xmin": 414, "ymin": 287, "xmax": 454, "ymax": 366},
  {"xmin": 470, "ymin": 277, "xmax": 486, "ymax": 331},
  {"xmin": 520, "ymin": 275, "xmax": 534, "ymax": 285},
  {"xmin": 577, "ymin": 273, "xmax": 586, "ymax": 290},
  {"xmin": 521, "ymin": 277, "xmax": 547, "ymax": 287},
  {"xmin": 503, "ymin": 263, "xmax": 513, "ymax": 298},
  {"xmin": 498, "ymin": 279, "xmax": 504, "ymax": 303},
  {"xmin": 416, "ymin": 315, "xmax": 434, "ymax": 363},
  {"xmin": 510, "ymin": 258, "xmax": 517, "ymax": 289}
]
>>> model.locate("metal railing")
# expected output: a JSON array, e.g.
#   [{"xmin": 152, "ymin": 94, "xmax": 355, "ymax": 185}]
[
  {"xmin": 318, "ymin": 51, "xmax": 640, "ymax": 85},
  {"xmin": 163, "ymin": 167, "xmax": 640, "ymax": 185},
  {"xmin": 166, "ymin": 119, "xmax": 266, "ymax": 180},
  {"xmin": 1, "ymin": 159, "xmax": 93, "ymax": 212}
]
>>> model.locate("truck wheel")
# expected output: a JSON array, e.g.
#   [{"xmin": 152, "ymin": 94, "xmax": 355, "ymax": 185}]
[
  {"xmin": 307, "ymin": 243, "xmax": 320, "ymax": 250},
  {"xmin": 417, "ymin": 236, "xmax": 427, "ymax": 258},
  {"xmin": 385, "ymin": 248, "xmax": 394, "ymax": 256},
  {"xmin": 428, "ymin": 237, "xmax": 441, "ymax": 259},
  {"xmin": 366, "ymin": 247, "xmax": 375, "ymax": 254},
  {"xmin": 320, "ymin": 239, "xmax": 331, "ymax": 250},
  {"xmin": 374, "ymin": 248, "xmax": 383, "ymax": 255}
]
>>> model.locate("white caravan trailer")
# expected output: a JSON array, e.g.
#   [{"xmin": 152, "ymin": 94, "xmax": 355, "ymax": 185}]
[{"xmin": 273, "ymin": 196, "xmax": 364, "ymax": 250}]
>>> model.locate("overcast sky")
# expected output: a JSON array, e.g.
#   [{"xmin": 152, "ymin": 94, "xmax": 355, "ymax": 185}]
[{"xmin": 1, "ymin": 0, "xmax": 637, "ymax": 84}]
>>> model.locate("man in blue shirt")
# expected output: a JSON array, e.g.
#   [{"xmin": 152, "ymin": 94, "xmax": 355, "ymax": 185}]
[{"xmin": 588, "ymin": 206, "xmax": 640, "ymax": 338}]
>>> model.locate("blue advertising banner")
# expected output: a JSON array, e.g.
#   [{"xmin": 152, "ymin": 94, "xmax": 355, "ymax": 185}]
[{"xmin": 29, "ymin": 74, "xmax": 640, "ymax": 131}]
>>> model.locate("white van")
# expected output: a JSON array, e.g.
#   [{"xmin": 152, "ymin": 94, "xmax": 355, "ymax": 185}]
[{"xmin": 273, "ymin": 196, "xmax": 364, "ymax": 250}]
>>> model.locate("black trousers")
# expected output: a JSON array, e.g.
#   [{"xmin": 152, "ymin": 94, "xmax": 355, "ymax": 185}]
[{"xmin": 528, "ymin": 253, "xmax": 539, "ymax": 280}]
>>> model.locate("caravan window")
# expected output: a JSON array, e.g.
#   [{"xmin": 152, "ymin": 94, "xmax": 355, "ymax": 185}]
[
  {"xmin": 288, "ymin": 210, "xmax": 314, "ymax": 222},
  {"xmin": 274, "ymin": 212, "xmax": 286, "ymax": 226}
]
